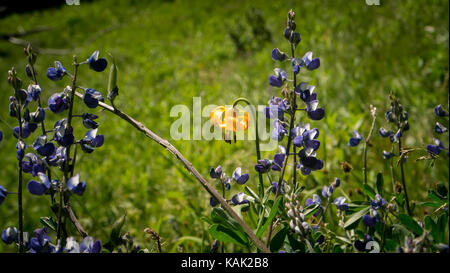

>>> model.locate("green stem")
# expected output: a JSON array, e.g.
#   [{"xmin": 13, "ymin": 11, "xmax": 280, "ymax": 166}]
[
  {"xmin": 398, "ymin": 138, "xmax": 412, "ymax": 216},
  {"xmin": 232, "ymin": 98, "xmax": 264, "ymax": 196},
  {"xmin": 363, "ymin": 108, "xmax": 376, "ymax": 185},
  {"xmin": 16, "ymin": 100, "xmax": 24, "ymax": 253},
  {"xmin": 266, "ymin": 42, "xmax": 298, "ymax": 246},
  {"xmin": 57, "ymin": 56, "xmax": 79, "ymax": 242}
]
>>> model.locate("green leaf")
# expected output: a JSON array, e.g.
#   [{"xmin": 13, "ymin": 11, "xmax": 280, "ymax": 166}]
[
  {"xmin": 270, "ymin": 227, "xmax": 288, "ymax": 252},
  {"xmin": 262, "ymin": 185, "xmax": 274, "ymax": 205},
  {"xmin": 304, "ymin": 204, "xmax": 320, "ymax": 218},
  {"xmin": 343, "ymin": 206, "xmax": 370, "ymax": 230},
  {"xmin": 244, "ymin": 186, "xmax": 260, "ymax": 204},
  {"xmin": 435, "ymin": 213, "xmax": 448, "ymax": 243},
  {"xmin": 417, "ymin": 201, "xmax": 442, "ymax": 208},
  {"xmin": 376, "ymin": 172, "xmax": 384, "ymax": 195},
  {"xmin": 211, "ymin": 207, "xmax": 240, "ymax": 230},
  {"xmin": 362, "ymin": 184, "xmax": 376, "ymax": 199},
  {"xmin": 107, "ymin": 53, "xmax": 119, "ymax": 103},
  {"xmin": 428, "ymin": 189, "xmax": 446, "ymax": 203},
  {"xmin": 110, "ymin": 213, "xmax": 127, "ymax": 245},
  {"xmin": 436, "ymin": 183, "xmax": 448, "ymax": 198},
  {"xmin": 398, "ymin": 214, "xmax": 423, "ymax": 236},
  {"xmin": 40, "ymin": 216, "xmax": 57, "ymax": 231},
  {"xmin": 208, "ymin": 224, "xmax": 248, "ymax": 247},
  {"xmin": 256, "ymin": 196, "xmax": 282, "ymax": 237}
]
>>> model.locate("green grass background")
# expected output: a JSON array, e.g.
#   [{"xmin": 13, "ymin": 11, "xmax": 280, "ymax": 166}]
[{"xmin": 0, "ymin": 0, "xmax": 448, "ymax": 252}]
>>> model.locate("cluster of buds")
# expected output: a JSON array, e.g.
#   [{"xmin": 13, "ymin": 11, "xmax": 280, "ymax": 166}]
[
  {"xmin": 285, "ymin": 190, "xmax": 310, "ymax": 238},
  {"xmin": 283, "ymin": 10, "xmax": 301, "ymax": 47},
  {"xmin": 379, "ymin": 92, "xmax": 410, "ymax": 143}
]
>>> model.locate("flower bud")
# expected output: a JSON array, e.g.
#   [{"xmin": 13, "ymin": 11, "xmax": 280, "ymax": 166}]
[{"xmin": 8, "ymin": 68, "xmax": 22, "ymax": 90}]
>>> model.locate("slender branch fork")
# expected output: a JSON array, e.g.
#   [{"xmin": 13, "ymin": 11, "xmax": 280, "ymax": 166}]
[{"xmin": 74, "ymin": 91, "xmax": 270, "ymax": 253}]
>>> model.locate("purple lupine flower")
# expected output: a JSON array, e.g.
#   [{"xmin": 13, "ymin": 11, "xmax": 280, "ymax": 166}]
[
  {"xmin": 382, "ymin": 150, "xmax": 395, "ymax": 159},
  {"xmin": 272, "ymin": 120, "xmax": 288, "ymax": 141},
  {"xmin": 48, "ymin": 146, "xmax": 67, "ymax": 167},
  {"xmin": 305, "ymin": 194, "xmax": 322, "ymax": 216},
  {"xmin": 297, "ymin": 148, "xmax": 323, "ymax": 174},
  {"xmin": 232, "ymin": 167, "xmax": 249, "ymax": 185},
  {"xmin": 378, "ymin": 127, "xmax": 393, "ymax": 138},
  {"xmin": 27, "ymin": 84, "xmax": 42, "ymax": 101},
  {"xmin": 435, "ymin": 122, "xmax": 448, "ymax": 134},
  {"xmin": 435, "ymin": 105, "xmax": 449, "ymax": 117},
  {"xmin": 294, "ymin": 127, "xmax": 320, "ymax": 153},
  {"xmin": 385, "ymin": 110, "xmax": 394, "ymax": 122},
  {"xmin": 22, "ymin": 153, "xmax": 46, "ymax": 177},
  {"xmin": 231, "ymin": 192, "xmax": 250, "ymax": 206},
  {"xmin": 271, "ymin": 181, "xmax": 285, "ymax": 194},
  {"xmin": 269, "ymin": 68, "xmax": 287, "ymax": 88},
  {"xmin": 306, "ymin": 100, "xmax": 325, "ymax": 120},
  {"xmin": 0, "ymin": 130, "xmax": 3, "ymax": 143},
  {"xmin": 86, "ymin": 50, "xmax": 108, "ymax": 72},
  {"xmin": 30, "ymin": 228, "xmax": 55, "ymax": 253},
  {"xmin": 32, "ymin": 136, "xmax": 55, "ymax": 157},
  {"xmin": 265, "ymin": 97, "xmax": 287, "ymax": 119},
  {"xmin": 271, "ymin": 48, "xmax": 288, "ymax": 62},
  {"xmin": 209, "ymin": 196, "xmax": 219, "ymax": 207},
  {"xmin": 16, "ymin": 140, "xmax": 26, "ymax": 161},
  {"xmin": 254, "ymin": 159, "xmax": 272, "ymax": 174},
  {"xmin": 295, "ymin": 82, "xmax": 317, "ymax": 103},
  {"xmin": 362, "ymin": 209, "xmax": 381, "ymax": 227},
  {"xmin": 80, "ymin": 128, "xmax": 104, "ymax": 153},
  {"xmin": 209, "ymin": 165, "xmax": 222, "ymax": 179},
  {"xmin": 271, "ymin": 153, "xmax": 286, "ymax": 171},
  {"xmin": 83, "ymin": 88, "xmax": 104, "ymax": 108},
  {"xmin": 322, "ymin": 185, "xmax": 335, "ymax": 198},
  {"xmin": 300, "ymin": 51, "xmax": 320, "ymax": 71},
  {"xmin": 370, "ymin": 194, "xmax": 386, "ymax": 210},
  {"xmin": 13, "ymin": 122, "xmax": 37, "ymax": 139},
  {"xmin": 0, "ymin": 185, "xmax": 8, "ymax": 205},
  {"xmin": 67, "ymin": 173, "xmax": 86, "ymax": 196},
  {"xmin": 1, "ymin": 227, "xmax": 18, "ymax": 244},
  {"xmin": 48, "ymin": 93, "xmax": 69, "ymax": 113},
  {"xmin": 427, "ymin": 138, "xmax": 447, "ymax": 155},
  {"xmin": 348, "ymin": 131, "xmax": 363, "ymax": 147},
  {"xmin": 333, "ymin": 196, "xmax": 348, "ymax": 211},
  {"xmin": 53, "ymin": 120, "xmax": 74, "ymax": 147},
  {"xmin": 27, "ymin": 172, "xmax": 51, "ymax": 196},
  {"xmin": 46, "ymin": 61, "xmax": 67, "ymax": 81},
  {"xmin": 30, "ymin": 107, "xmax": 46, "ymax": 123},
  {"xmin": 80, "ymin": 236, "xmax": 102, "ymax": 253}
]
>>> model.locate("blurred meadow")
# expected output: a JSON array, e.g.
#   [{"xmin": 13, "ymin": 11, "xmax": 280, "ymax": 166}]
[{"xmin": 0, "ymin": 0, "xmax": 448, "ymax": 252}]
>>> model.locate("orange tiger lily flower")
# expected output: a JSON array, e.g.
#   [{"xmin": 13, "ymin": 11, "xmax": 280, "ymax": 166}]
[{"xmin": 210, "ymin": 106, "xmax": 249, "ymax": 133}]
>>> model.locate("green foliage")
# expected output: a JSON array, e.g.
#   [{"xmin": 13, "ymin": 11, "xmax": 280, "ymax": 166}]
[{"xmin": 0, "ymin": 0, "xmax": 448, "ymax": 252}]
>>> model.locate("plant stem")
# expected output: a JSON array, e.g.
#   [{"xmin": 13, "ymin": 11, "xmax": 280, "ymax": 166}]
[
  {"xmin": 16, "ymin": 100, "xmax": 24, "ymax": 253},
  {"xmin": 74, "ymin": 91, "xmax": 270, "ymax": 253},
  {"xmin": 363, "ymin": 107, "xmax": 376, "ymax": 185},
  {"xmin": 266, "ymin": 42, "xmax": 298, "ymax": 246},
  {"xmin": 398, "ymin": 138, "xmax": 412, "ymax": 216},
  {"xmin": 57, "ymin": 56, "xmax": 79, "ymax": 242},
  {"xmin": 232, "ymin": 98, "xmax": 264, "ymax": 197}
]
